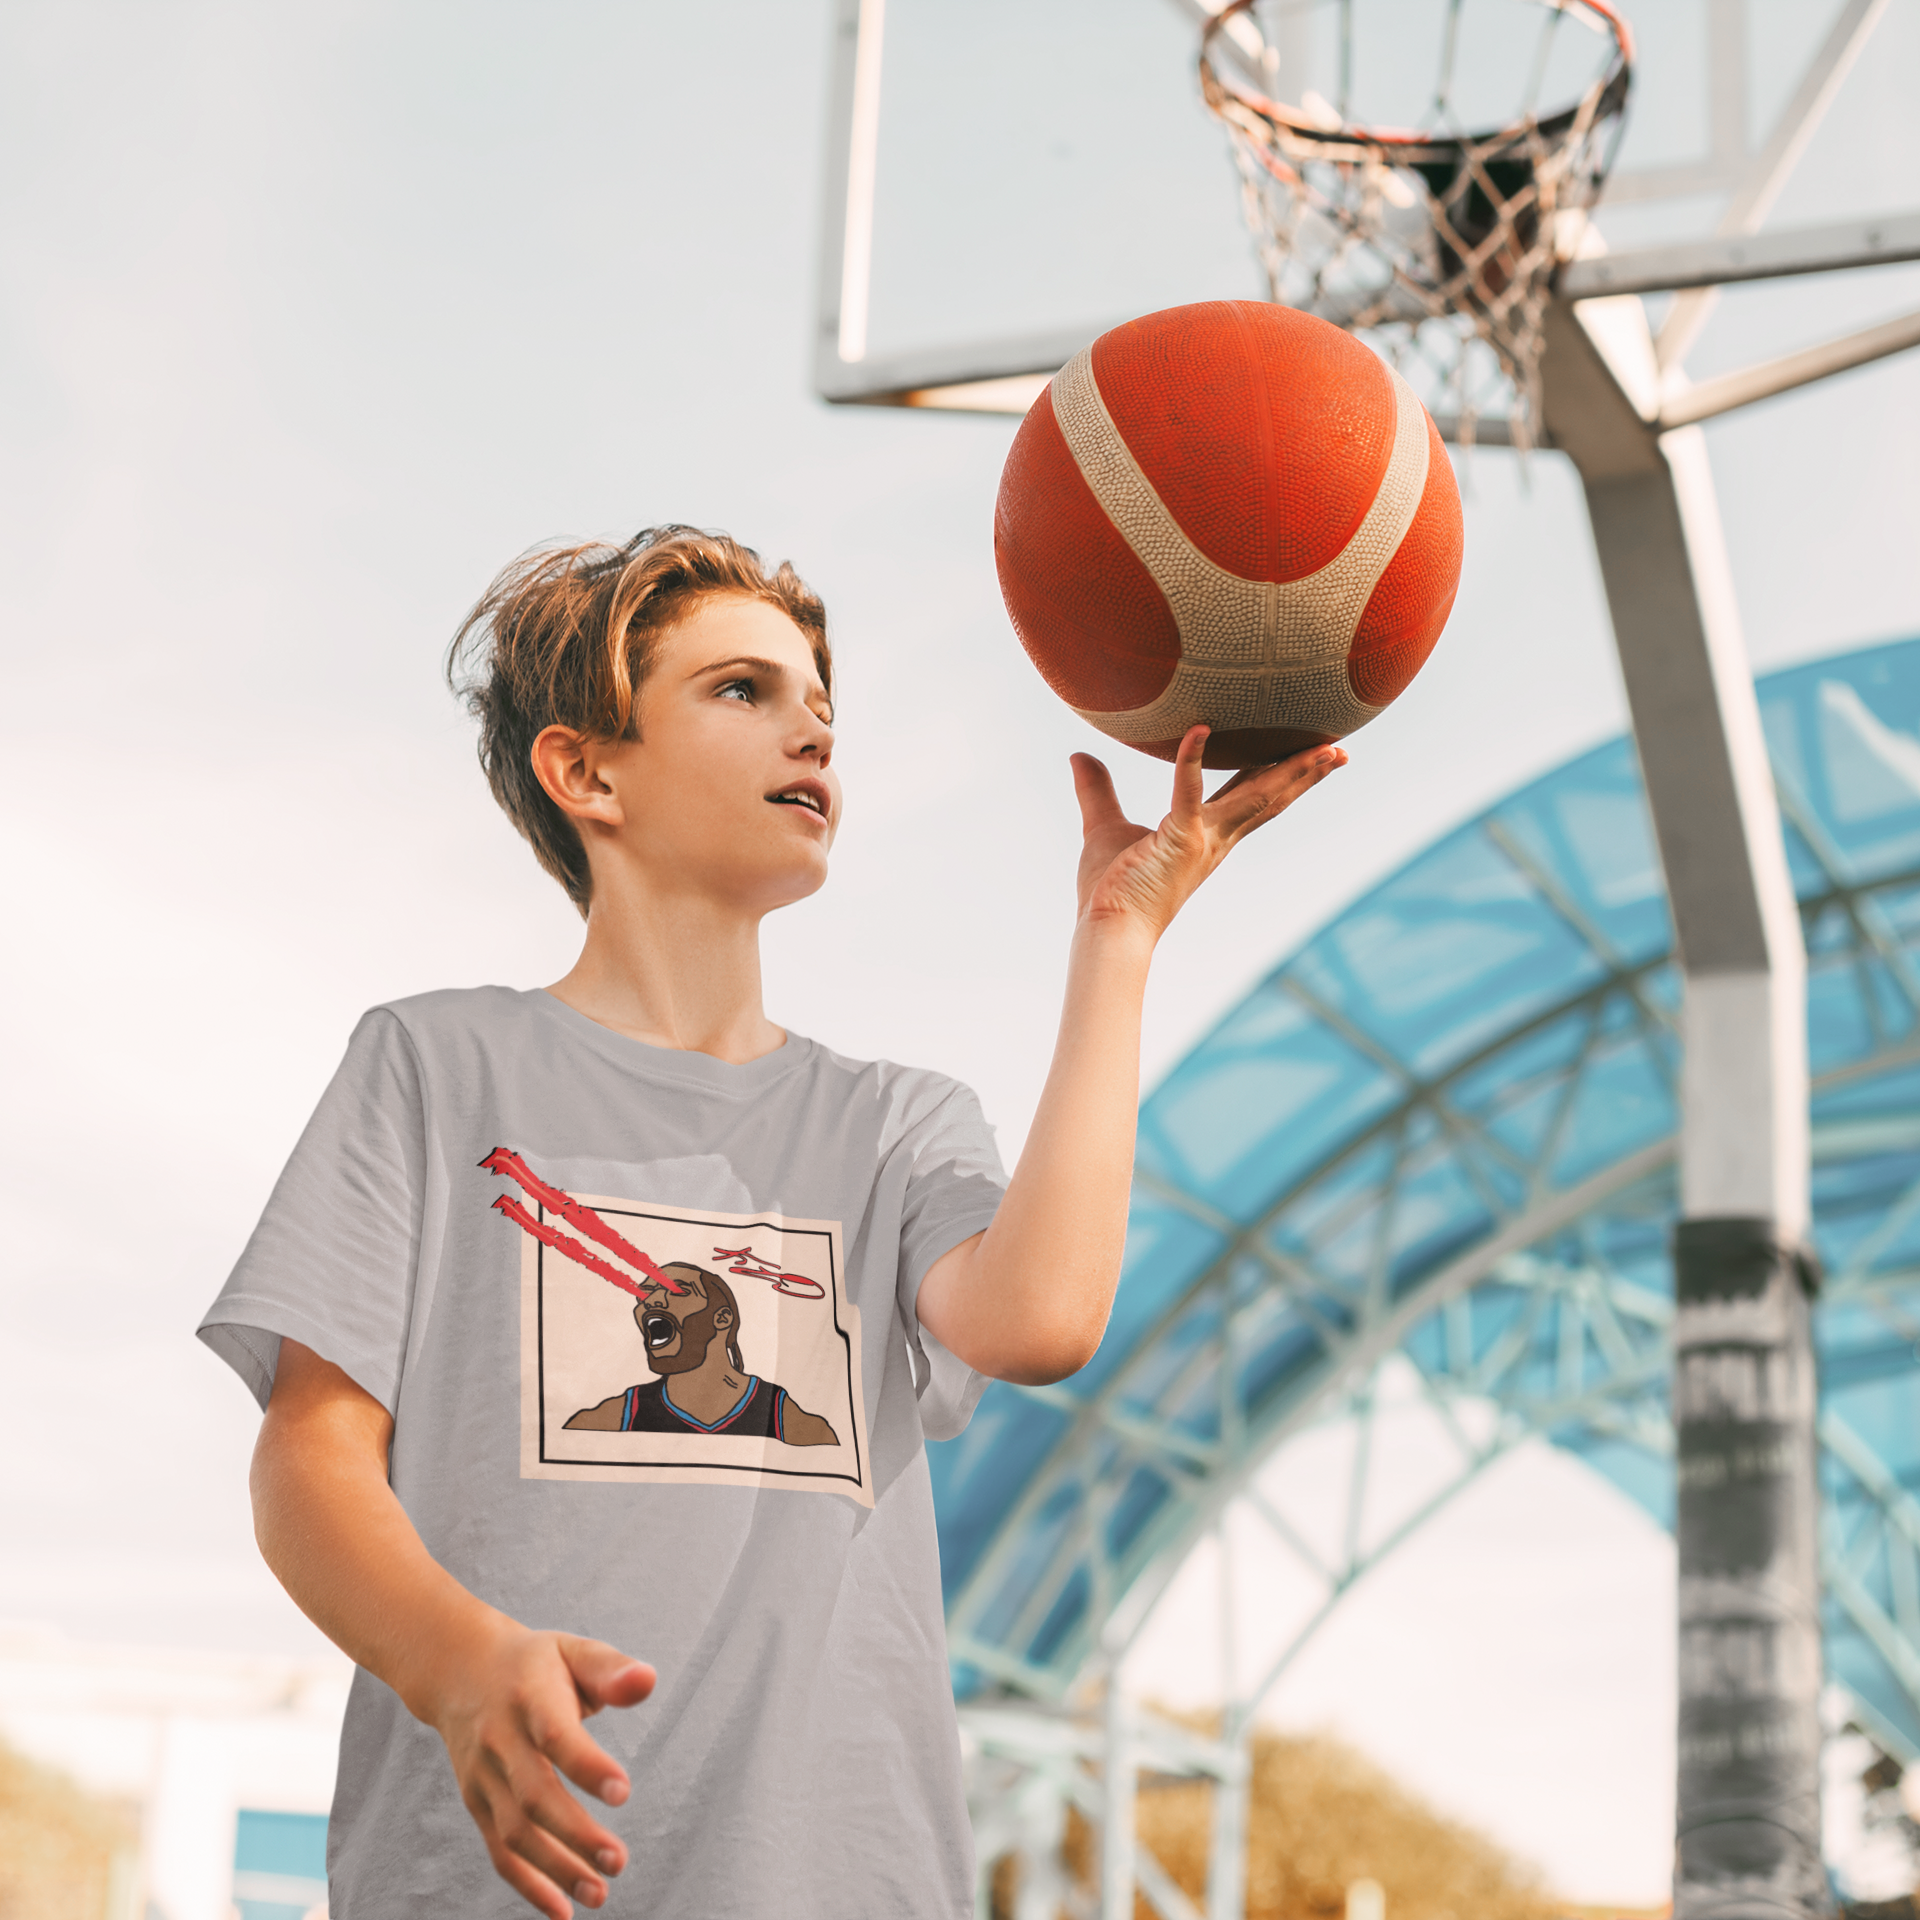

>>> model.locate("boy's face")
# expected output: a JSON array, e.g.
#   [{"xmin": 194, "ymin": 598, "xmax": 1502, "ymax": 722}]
[{"xmin": 595, "ymin": 595, "xmax": 840, "ymax": 914}]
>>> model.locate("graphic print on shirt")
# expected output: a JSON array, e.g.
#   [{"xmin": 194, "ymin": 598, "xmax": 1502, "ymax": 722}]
[{"xmin": 484, "ymin": 1148, "xmax": 870, "ymax": 1504}]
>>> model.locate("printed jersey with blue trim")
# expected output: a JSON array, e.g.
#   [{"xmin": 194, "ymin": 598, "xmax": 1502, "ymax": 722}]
[{"xmin": 617, "ymin": 1374, "xmax": 789, "ymax": 1438}]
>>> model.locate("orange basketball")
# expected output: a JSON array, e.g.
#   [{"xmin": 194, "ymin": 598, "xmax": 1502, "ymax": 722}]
[{"xmin": 994, "ymin": 300, "xmax": 1463, "ymax": 769}]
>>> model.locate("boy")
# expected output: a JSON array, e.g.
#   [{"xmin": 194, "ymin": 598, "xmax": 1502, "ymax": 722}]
[{"xmin": 199, "ymin": 525, "xmax": 1343, "ymax": 1919}]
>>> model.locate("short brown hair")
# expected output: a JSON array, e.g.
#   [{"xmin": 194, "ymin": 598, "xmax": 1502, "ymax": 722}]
[{"xmin": 447, "ymin": 525, "xmax": 832, "ymax": 915}]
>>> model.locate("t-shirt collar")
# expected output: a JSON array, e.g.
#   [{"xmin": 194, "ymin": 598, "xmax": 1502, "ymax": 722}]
[{"xmin": 525, "ymin": 989, "xmax": 813, "ymax": 1098}]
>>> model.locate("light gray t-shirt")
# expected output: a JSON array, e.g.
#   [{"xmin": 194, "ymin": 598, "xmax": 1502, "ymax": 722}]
[{"xmin": 198, "ymin": 986, "xmax": 1008, "ymax": 1920}]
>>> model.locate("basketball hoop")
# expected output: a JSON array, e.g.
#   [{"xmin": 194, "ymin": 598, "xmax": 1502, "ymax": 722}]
[{"xmin": 1200, "ymin": 0, "xmax": 1633, "ymax": 450}]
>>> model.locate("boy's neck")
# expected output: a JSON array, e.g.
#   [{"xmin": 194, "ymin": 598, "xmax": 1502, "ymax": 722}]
[{"xmin": 547, "ymin": 882, "xmax": 787, "ymax": 1066}]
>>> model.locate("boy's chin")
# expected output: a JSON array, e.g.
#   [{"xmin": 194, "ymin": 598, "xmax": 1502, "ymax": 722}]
[{"xmin": 752, "ymin": 860, "xmax": 831, "ymax": 912}]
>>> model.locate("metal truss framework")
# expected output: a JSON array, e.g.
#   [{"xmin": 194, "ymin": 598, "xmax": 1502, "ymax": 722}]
[{"xmin": 936, "ymin": 641, "xmax": 1920, "ymax": 1916}]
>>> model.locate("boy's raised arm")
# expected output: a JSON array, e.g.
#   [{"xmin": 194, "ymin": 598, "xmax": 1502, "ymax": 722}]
[
  {"xmin": 252, "ymin": 1340, "xmax": 655, "ymax": 1920},
  {"xmin": 916, "ymin": 727, "xmax": 1345, "ymax": 1387}
]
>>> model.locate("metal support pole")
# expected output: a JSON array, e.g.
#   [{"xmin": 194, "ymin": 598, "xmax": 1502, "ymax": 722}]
[
  {"xmin": 1209, "ymin": 1518, "xmax": 1249, "ymax": 1920},
  {"xmin": 1673, "ymin": 1224, "xmax": 1826, "ymax": 1913},
  {"xmin": 1207, "ymin": 1733, "xmax": 1250, "ymax": 1920},
  {"xmin": 1101, "ymin": 1678, "xmax": 1137, "ymax": 1920},
  {"xmin": 1541, "ymin": 296, "xmax": 1826, "ymax": 1919},
  {"xmin": 1011, "ymin": 1772, "xmax": 1071, "ymax": 1920}
]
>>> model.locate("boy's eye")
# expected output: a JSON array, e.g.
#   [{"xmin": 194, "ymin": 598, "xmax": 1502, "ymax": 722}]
[{"xmin": 716, "ymin": 678, "xmax": 755, "ymax": 703}]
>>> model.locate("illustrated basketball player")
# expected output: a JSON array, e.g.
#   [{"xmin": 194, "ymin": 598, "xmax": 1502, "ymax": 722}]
[{"xmin": 565, "ymin": 1261, "xmax": 838, "ymax": 1445}]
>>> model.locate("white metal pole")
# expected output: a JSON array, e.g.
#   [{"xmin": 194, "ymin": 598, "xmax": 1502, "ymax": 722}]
[
  {"xmin": 1208, "ymin": 1517, "xmax": 1249, "ymax": 1920},
  {"xmin": 1101, "ymin": 1675, "xmax": 1137, "ymax": 1920},
  {"xmin": 1544, "ymin": 296, "xmax": 1826, "ymax": 1920}
]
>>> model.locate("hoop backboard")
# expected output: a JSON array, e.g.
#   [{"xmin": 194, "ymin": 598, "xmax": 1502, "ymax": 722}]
[{"xmin": 814, "ymin": 0, "xmax": 1920, "ymax": 423}]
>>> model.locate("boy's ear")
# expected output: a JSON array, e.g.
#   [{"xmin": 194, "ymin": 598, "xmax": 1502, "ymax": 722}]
[{"xmin": 531, "ymin": 726, "xmax": 626, "ymax": 828}]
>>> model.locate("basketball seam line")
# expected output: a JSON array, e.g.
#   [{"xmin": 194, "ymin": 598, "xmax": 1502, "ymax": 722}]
[
  {"xmin": 1055, "ymin": 343, "xmax": 1428, "ymax": 661},
  {"xmin": 1048, "ymin": 342, "xmax": 1429, "ymax": 741}
]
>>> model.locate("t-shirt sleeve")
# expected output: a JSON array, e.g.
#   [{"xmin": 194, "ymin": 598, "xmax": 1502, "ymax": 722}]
[
  {"xmin": 197, "ymin": 1008, "xmax": 427, "ymax": 1415},
  {"xmin": 895, "ymin": 1079, "xmax": 1009, "ymax": 1443}
]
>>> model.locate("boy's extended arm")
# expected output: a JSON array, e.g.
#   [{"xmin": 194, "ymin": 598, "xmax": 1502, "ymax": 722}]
[
  {"xmin": 251, "ymin": 1339, "xmax": 653, "ymax": 1920},
  {"xmin": 917, "ymin": 728, "xmax": 1344, "ymax": 1386}
]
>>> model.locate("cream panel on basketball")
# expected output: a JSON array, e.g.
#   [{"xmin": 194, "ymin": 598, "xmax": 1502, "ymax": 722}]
[{"xmin": 1049, "ymin": 344, "xmax": 1430, "ymax": 745}]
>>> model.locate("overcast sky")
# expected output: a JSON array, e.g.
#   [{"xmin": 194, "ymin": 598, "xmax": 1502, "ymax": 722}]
[{"xmin": 4, "ymin": 0, "xmax": 1919, "ymax": 1903}]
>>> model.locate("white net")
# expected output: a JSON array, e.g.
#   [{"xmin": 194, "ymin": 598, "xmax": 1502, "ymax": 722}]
[{"xmin": 1200, "ymin": 0, "xmax": 1631, "ymax": 450}]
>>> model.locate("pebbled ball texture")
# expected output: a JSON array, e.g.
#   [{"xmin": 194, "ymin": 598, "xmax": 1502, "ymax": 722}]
[
  {"xmin": 994, "ymin": 385, "xmax": 1181, "ymax": 714},
  {"xmin": 994, "ymin": 300, "xmax": 1462, "ymax": 767},
  {"xmin": 1090, "ymin": 301, "xmax": 1396, "ymax": 583},
  {"xmin": 1348, "ymin": 409, "xmax": 1463, "ymax": 707}
]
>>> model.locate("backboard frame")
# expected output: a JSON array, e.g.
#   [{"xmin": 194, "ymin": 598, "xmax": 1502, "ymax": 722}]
[{"xmin": 811, "ymin": 0, "xmax": 1920, "ymax": 428}]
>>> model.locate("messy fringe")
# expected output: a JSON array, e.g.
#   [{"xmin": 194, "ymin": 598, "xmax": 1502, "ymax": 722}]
[{"xmin": 447, "ymin": 525, "xmax": 831, "ymax": 916}]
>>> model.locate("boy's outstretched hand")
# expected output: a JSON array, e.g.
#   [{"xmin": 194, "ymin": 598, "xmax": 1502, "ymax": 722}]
[
  {"xmin": 251, "ymin": 1340, "xmax": 656, "ymax": 1920},
  {"xmin": 430, "ymin": 1624, "xmax": 653, "ymax": 1919},
  {"xmin": 918, "ymin": 724, "xmax": 1345, "ymax": 1389},
  {"xmin": 1072, "ymin": 725, "xmax": 1346, "ymax": 941}
]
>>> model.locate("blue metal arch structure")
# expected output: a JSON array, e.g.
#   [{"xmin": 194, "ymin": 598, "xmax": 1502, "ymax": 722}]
[{"xmin": 932, "ymin": 635, "xmax": 1920, "ymax": 1758}]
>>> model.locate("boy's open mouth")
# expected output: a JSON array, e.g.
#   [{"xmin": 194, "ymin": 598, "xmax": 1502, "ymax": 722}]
[
  {"xmin": 767, "ymin": 779, "xmax": 830, "ymax": 819},
  {"xmin": 642, "ymin": 1310, "xmax": 679, "ymax": 1352}
]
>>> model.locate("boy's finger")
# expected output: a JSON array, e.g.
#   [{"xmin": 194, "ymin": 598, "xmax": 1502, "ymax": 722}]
[
  {"xmin": 1209, "ymin": 741, "xmax": 1339, "ymax": 801},
  {"xmin": 496, "ymin": 1749, "xmax": 620, "ymax": 1893},
  {"xmin": 498, "ymin": 1810, "xmax": 605, "ymax": 1915},
  {"xmin": 1070, "ymin": 752, "xmax": 1127, "ymax": 835},
  {"xmin": 561, "ymin": 1637, "xmax": 655, "ymax": 1714},
  {"xmin": 518, "ymin": 1700, "xmax": 628, "ymax": 1837},
  {"xmin": 1210, "ymin": 745, "xmax": 1345, "ymax": 841},
  {"xmin": 513, "ymin": 1812, "xmax": 610, "ymax": 1910},
  {"xmin": 1221, "ymin": 753, "xmax": 1342, "ymax": 839},
  {"xmin": 1169, "ymin": 726, "xmax": 1209, "ymax": 824},
  {"xmin": 1207, "ymin": 746, "xmax": 1311, "ymax": 804},
  {"xmin": 484, "ymin": 1824, "xmax": 578, "ymax": 1920},
  {"xmin": 539, "ymin": 1715, "xmax": 634, "ymax": 1825}
]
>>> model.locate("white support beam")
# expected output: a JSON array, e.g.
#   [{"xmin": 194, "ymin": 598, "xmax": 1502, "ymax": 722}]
[
  {"xmin": 1659, "ymin": 305, "xmax": 1920, "ymax": 429},
  {"xmin": 813, "ymin": 0, "xmax": 862, "ymax": 380},
  {"xmin": 1561, "ymin": 210, "xmax": 1920, "ymax": 301},
  {"xmin": 1679, "ymin": 969, "xmax": 1810, "ymax": 1236},
  {"xmin": 1657, "ymin": 0, "xmax": 1891, "ymax": 370},
  {"xmin": 833, "ymin": 0, "xmax": 887, "ymax": 366},
  {"xmin": 816, "ymin": 320, "xmax": 1119, "ymax": 410},
  {"xmin": 1546, "ymin": 296, "xmax": 1810, "ymax": 1233}
]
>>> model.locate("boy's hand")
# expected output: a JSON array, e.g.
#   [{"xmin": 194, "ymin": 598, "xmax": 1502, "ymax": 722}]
[
  {"xmin": 254, "ymin": 1347, "xmax": 653, "ymax": 1920},
  {"xmin": 1072, "ymin": 724, "xmax": 1346, "ymax": 941},
  {"xmin": 920, "ymin": 726, "xmax": 1345, "ymax": 1385},
  {"xmin": 429, "ymin": 1621, "xmax": 655, "ymax": 1920}
]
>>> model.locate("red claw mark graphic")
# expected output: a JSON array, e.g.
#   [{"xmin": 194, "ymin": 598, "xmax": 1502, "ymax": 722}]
[
  {"xmin": 480, "ymin": 1147, "xmax": 688, "ymax": 1296},
  {"xmin": 713, "ymin": 1245, "xmax": 825, "ymax": 1300},
  {"xmin": 489, "ymin": 1193, "xmax": 653, "ymax": 1300}
]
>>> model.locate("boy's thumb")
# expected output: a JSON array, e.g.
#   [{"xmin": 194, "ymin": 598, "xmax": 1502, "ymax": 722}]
[{"xmin": 563, "ymin": 1636, "xmax": 657, "ymax": 1709}]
